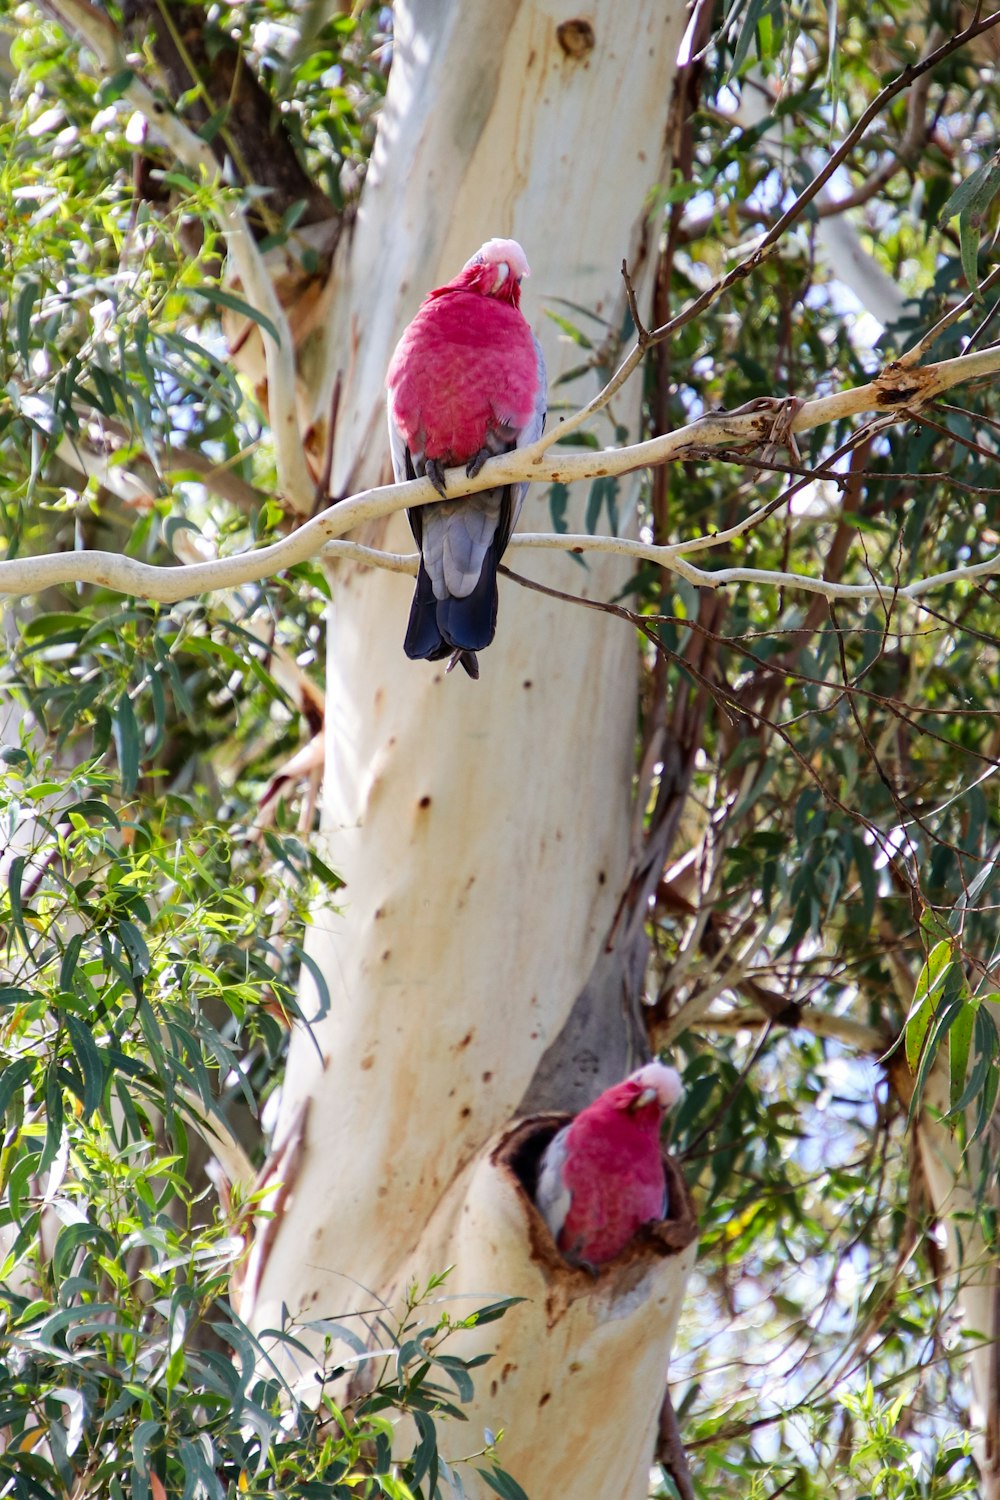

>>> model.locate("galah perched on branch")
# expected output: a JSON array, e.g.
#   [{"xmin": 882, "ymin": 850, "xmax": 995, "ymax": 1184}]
[
  {"xmin": 386, "ymin": 238, "xmax": 547, "ymax": 679},
  {"xmin": 535, "ymin": 1062, "xmax": 683, "ymax": 1269}
]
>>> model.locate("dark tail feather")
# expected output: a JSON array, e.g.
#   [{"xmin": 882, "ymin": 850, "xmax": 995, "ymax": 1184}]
[
  {"xmin": 404, "ymin": 547, "xmax": 498, "ymax": 679},
  {"xmin": 436, "ymin": 546, "xmax": 499, "ymax": 653},
  {"xmin": 447, "ymin": 649, "xmax": 480, "ymax": 679},
  {"xmin": 404, "ymin": 560, "xmax": 450, "ymax": 662}
]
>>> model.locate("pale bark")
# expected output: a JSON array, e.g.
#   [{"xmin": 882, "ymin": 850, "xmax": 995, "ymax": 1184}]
[
  {"xmin": 916, "ymin": 1101, "xmax": 999, "ymax": 1500},
  {"xmin": 883, "ymin": 950, "xmax": 1000, "ymax": 1500},
  {"xmin": 243, "ymin": 2, "xmax": 695, "ymax": 1495}
]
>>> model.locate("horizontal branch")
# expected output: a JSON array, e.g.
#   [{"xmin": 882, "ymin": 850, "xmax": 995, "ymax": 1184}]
[
  {"xmin": 2, "ymin": 345, "xmax": 999, "ymax": 603},
  {"xmin": 699, "ymin": 1004, "xmax": 888, "ymax": 1055}
]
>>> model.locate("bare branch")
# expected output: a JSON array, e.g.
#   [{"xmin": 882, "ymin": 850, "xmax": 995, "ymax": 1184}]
[
  {"xmin": 2, "ymin": 345, "xmax": 1000, "ymax": 603},
  {"xmin": 697, "ymin": 1003, "xmax": 888, "ymax": 1055}
]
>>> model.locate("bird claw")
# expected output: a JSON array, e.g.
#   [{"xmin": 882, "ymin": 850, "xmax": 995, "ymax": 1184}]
[
  {"xmin": 465, "ymin": 447, "xmax": 492, "ymax": 480},
  {"xmin": 446, "ymin": 649, "xmax": 480, "ymax": 679},
  {"xmin": 425, "ymin": 458, "xmax": 448, "ymax": 498}
]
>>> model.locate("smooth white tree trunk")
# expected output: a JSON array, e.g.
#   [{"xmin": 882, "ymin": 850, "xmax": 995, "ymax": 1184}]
[
  {"xmin": 904, "ymin": 1059, "xmax": 1000, "ymax": 1498},
  {"xmin": 243, "ymin": 3, "xmax": 695, "ymax": 1494}
]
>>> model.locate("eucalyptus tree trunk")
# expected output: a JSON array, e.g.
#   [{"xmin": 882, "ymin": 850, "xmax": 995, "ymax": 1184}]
[
  {"xmin": 891, "ymin": 1043, "xmax": 1000, "ymax": 1499},
  {"xmin": 240, "ymin": 2, "xmax": 698, "ymax": 1494}
]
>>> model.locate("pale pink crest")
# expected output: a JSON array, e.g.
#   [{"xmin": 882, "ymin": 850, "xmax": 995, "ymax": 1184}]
[
  {"xmin": 629, "ymin": 1062, "xmax": 683, "ymax": 1110},
  {"xmin": 462, "ymin": 237, "xmax": 531, "ymax": 295}
]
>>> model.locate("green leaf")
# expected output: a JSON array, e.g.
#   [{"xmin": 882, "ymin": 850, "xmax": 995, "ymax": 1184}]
[
  {"xmin": 959, "ymin": 213, "xmax": 981, "ymax": 298},
  {"xmin": 475, "ymin": 1465, "xmax": 531, "ymax": 1500},
  {"xmin": 468, "ymin": 1297, "xmax": 524, "ymax": 1326},
  {"xmin": 947, "ymin": 995, "xmax": 976, "ymax": 1112},
  {"xmin": 98, "ymin": 68, "xmax": 135, "ymax": 103},
  {"xmin": 904, "ymin": 940, "xmax": 952, "ymax": 1074},
  {"xmin": 0, "ymin": 1058, "xmax": 34, "ymax": 1121},
  {"xmin": 938, "ymin": 154, "xmax": 1000, "ymax": 225},
  {"xmin": 15, "ymin": 279, "xmax": 38, "ymax": 364},
  {"xmin": 66, "ymin": 799, "xmax": 122, "ymax": 830},
  {"xmin": 542, "ymin": 309, "xmax": 593, "ymax": 348},
  {"xmin": 7, "ymin": 853, "xmax": 29, "ymax": 948},
  {"xmin": 112, "ymin": 695, "xmax": 141, "ymax": 795},
  {"xmin": 59, "ymin": 932, "xmax": 85, "ymax": 990},
  {"xmin": 727, "ymin": 0, "xmax": 769, "ymax": 77},
  {"xmin": 409, "ymin": 1409, "xmax": 437, "ymax": 1485},
  {"xmin": 0, "ymin": 986, "xmax": 36, "ymax": 1007},
  {"xmin": 192, "ymin": 285, "xmax": 281, "ymax": 345},
  {"xmin": 64, "ymin": 1014, "xmax": 106, "ymax": 1119},
  {"xmin": 117, "ymin": 918, "xmax": 151, "ymax": 978},
  {"xmin": 970, "ymin": 1006, "xmax": 1000, "ymax": 1142}
]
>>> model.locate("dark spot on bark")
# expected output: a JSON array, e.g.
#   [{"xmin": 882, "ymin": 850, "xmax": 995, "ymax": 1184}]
[
  {"xmin": 881, "ymin": 383, "xmax": 921, "ymax": 404},
  {"xmin": 526, "ymin": 48, "xmax": 536, "ymax": 67},
  {"xmin": 418, "ymin": 795, "xmax": 431, "ymax": 809},
  {"xmin": 460, "ymin": 1106, "xmax": 471, "ymax": 1119},
  {"xmin": 360, "ymin": 1054, "xmax": 375, "ymax": 1070},
  {"xmin": 457, "ymin": 1030, "xmax": 474, "ymax": 1050},
  {"xmin": 598, "ymin": 869, "xmax": 606, "ymax": 884},
  {"xmin": 448, "ymin": 1088, "xmax": 456, "ymax": 1098},
  {"xmin": 523, "ymin": 679, "xmax": 532, "ymax": 689},
  {"xmin": 482, "ymin": 1070, "xmax": 493, "ymax": 1083},
  {"xmin": 490, "ymin": 1379, "xmax": 498, "ymax": 1397},
  {"xmin": 556, "ymin": 18, "xmax": 595, "ymax": 58},
  {"xmin": 381, "ymin": 949, "xmax": 391, "ymax": 962},
  {"xmin": 539, "ymin": 1391, "xmax": 551, "ymax": 1407},
  {"xmin": 568, "ymin": 1361, "xmax": 582, "ymax": 1374},
  {"xmin": 501, "ymin": 1362, "xmax": 516, "ymax": 1382},
  {"xmin": 373, "ymin": 906, "xmax": 384, "ymax": 920}
]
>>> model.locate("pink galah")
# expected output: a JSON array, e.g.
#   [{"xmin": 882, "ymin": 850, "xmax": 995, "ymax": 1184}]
[
  {"xmin": 535, "ymin": 1062, "xmax": 683, "ymax": 1269},
  {"xmin": 386, "ymin": 238, "xmax": 547, "ymax": 679}
]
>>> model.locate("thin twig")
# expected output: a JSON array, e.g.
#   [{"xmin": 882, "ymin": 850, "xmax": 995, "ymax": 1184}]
[{"xmin": 621, "ymin": 259, "xmax": 650, "ymax": 344}]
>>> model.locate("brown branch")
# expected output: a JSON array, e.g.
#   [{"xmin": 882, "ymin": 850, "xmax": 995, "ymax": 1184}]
[{"xmin": 656, "ymin": 1388, "xmax": 696, "ymax": 1500}]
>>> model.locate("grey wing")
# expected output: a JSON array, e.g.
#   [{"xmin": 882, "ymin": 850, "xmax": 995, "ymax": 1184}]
[
  {"xmin": 534, "ymin": 1123, "xmax": 571, "ymax": 1242},
  {"xmin": 388, "ymin": 395, "xmax": 427, "ymax": 550},
  {"xmin": 386, "ymin": 396, "xmax": 414, "ymax": 485},
  {"xmin": 420, "ymin": 494, "xmax": 504, "ymax": 600},
  {"xmin": 503, "ymin": 333, "xmax": 548, "ymax": 546}
]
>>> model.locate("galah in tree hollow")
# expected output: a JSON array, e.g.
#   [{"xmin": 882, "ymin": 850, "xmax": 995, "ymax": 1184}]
[
  {"xmin": 535, "ymin": 1062, "xmax": 683, "ymax": 1270},
  {"xmin": 386, "ymin": 238, "xmax": 547, "ymax": 679}
]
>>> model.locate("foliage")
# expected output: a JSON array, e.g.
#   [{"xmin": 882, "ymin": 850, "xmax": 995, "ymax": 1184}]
[
  {"xmin": 0, "ymin": 626, "xmax": 521, "ymax": 1497},
  {"xmin": 2, "ymin": 0, "xmax": 1000, "ymax": 1497}
]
